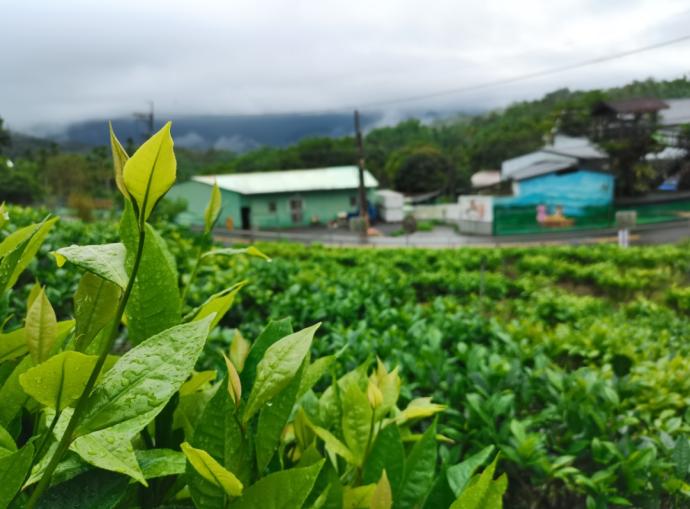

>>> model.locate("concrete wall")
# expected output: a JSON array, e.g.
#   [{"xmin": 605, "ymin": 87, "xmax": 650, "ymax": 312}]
[{"xmin": 412, "ymin": 204, "xmax": 461, "ymax": 222}]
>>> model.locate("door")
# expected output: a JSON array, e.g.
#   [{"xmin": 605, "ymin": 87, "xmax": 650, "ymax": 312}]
[
  {"xmin": 289, "ymin": 198, "xmax": 303, "ymax": 224},
  {"xmin": 241, "ymin": 206, "xmax": 251, "ymax": 230}
]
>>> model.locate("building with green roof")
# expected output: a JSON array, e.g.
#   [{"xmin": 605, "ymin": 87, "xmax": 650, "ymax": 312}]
[{"xmin": 167, "ymin": 165, "xmax": 378, "ymax": 230}]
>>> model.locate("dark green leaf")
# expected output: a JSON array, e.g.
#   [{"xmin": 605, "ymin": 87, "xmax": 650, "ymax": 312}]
[
  {"xmin": 447, "ymin": 445, "xmax": 495, "ymax": 496},
  {"xmin": 673, "ymin": 436, "xmax": 690, "ymax": 478},
  {"xmin": 35, "ymin": 469, "xmax": 129, "ymax": 509},
  {"xmin": 120, "ymin": 202, "xmax": 180, "ymax": 344},
  {"xmin": 0, "ymin": 443, "xmax": 33, "ymax": 508},
  {"xmin": 241, "ymin": 318, "xmax": 293, "ymax": 393},
  {"xmin": 396, "ymin": 420, "xmax": 437, "ymax": 509},
  {"xmin": 363, "ymin": 425, "xmax": 405, "ymax": 498},
  {"xmin": 243, "ymin": 323, "xmax": 320, "ymax": 424},
  {"xmin": 256, "ymin": 363, "xmax": 304, "ymax": 472},
  {"xmin": 188, "ymin": 381, "xmax": 251, "ymax": 509},
  {"xmin": 230, "ymin": 460, "xmax": 324, "ymax": 509},
  {"xmin": 73, "ymin": 272, "xmax": 121, "ymax": 351}
]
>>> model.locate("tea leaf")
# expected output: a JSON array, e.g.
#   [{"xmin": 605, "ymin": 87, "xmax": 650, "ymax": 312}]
[
  {"xmin": 71, "ymin": 429, "xmax": 147, "ymax": 486},
  {"xmin": 204, "ymin": 182, "xmax": 222, "ymax": 234},
  {"xmin": 450, "ymin": 456, "xmax": 506, "ymax": 509},
  {"xmin": 0, "ymin": 327, "xmax": 28, "ymax": 363},
  {"xmin": 109, "ymin": 122, "xmax": 129, "ymax": 198},
  {"xmin": 371, "ymin": 471, "xmax": 393, "ymax": 509},
  {"xmin": 25, "ymin": 287, "xmax": 57, "ymax": 364},
  {"xmin": 447, "ymin": 445, "xmax": 495, "ymax": 496},
  {"xmin": 231, "ymin": 460, "xmax": 324, "ymax": 509},
  {"xmin": 243, "ymin": 323, "xmax": 320, "ymax": 423},
  {"xmin": 299, "ymin": 354, "xmax": 335, "ymax": 397},
  {"xmin": 395, "ymin": 397, "xmax": 446, "ymax": 425},
  {"xmin": 135, "ymin": 448, "xmax": 186, "ymax": 479},
  {"xmin": 187, "ymin": 378, "xmax": 251, "ymax": 508},
  {"xmin": 74, "ymin": 272, "xmax": 121, "ymax": 351},
  {"xmin": 0, "ymin": 217, "xmax": 57, "ymax": 292},
  {"xmin": 673, "ymin": 436, "xmax": 690, "ymax": 478},
  {"xmin": 0, "ymin": 356, "xmax": 33, "ymax": 426},
  {"xmin": 255, "ymin": 362, "xmax": 304, "ymax": 472},
  {"xmin": 241, "ymin": 318, "xmax": 293, "ymax": 393},
  {"xmin": 308, "ymin": 420, "xmax": 356, "ymax": 464},
  {"xmin": 397, "ymin": 419, "xmax": 437, "ymax": 508},
  {"xmin": 19, "ymin": 351, "xmax": 99, "ymax": 410},
  {"xmin": 342, "ymin": 382, "xmax": 373, "ymax": 466},
  {"xmin": 202, "ymin": 245, "xmax": 271, "ymax": 262},
  {"xmin": 33, "ymin": 469, "xmax": 129, "ymax": 509},
  {"xmin": 343, "ymin": 485, "xmax": 376, "ymax": 509},
  {"xmin": 191, "ymin": 281, "xmax": 247, "ymax": 330},
  {"xmin": 179, "ymin": 370, "xmax": 217, "ymax": 397},
  {"xmin": 123, "ymin": 122, "xmax": 176, "ymax": 221},
  {"xmin": 181, "ymin": 442, "xmax": 243, "ymax": 498},
  {"xmin": 0, "ymin": 443, "xmax": 34, "ymax": 508},
  {"xmin": 229, "ymin": 330, "xmax": 251, "ymax": 373},
  {"xmin": 75, "ymin": 316, "xmax": 212, "ymax": 436},
  {"xmin": 0, "ymin": 424, "xmax": 15, "ymax": 457},
  {"xmin": 223, "ymin": 354, "xmax": 242, "ymax": 407},
  {"xmin": 53, "ymin": 243, "xmax": 128, "ymax": 289},
  {"xmin": 362, "ymin": 425, "xmax": 405, "ymax": 495},
  {"xmin": 120, "ymin": 202, "xmax": 180, "ymax": 343}
]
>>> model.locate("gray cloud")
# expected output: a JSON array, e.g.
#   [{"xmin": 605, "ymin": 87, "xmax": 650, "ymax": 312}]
[{"xmin": 2, "ymin": 0, "xmax": 690, "ymax": 132}]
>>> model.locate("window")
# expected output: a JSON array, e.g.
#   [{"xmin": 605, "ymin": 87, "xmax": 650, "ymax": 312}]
[
  {"xmin": 350, "ymin": 196, "xmax": 357, "ymax": 207},
  {"xmin": 268, "ymin": 201, "xmax": 277, "ymax": 213}
]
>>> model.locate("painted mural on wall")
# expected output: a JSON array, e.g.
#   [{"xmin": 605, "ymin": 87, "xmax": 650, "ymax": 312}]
[
  {"xmin": 459, "ymin": 195, "xmax": 493, "ymax": 223},
  {"xmin": 494, "ymin": 169, "xmax": 615, "ymax": 235}
]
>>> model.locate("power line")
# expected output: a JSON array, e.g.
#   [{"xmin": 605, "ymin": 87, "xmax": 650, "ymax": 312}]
[{"xmin": 351, "ymin": 33, "xmax": 690, "ymax": 110}]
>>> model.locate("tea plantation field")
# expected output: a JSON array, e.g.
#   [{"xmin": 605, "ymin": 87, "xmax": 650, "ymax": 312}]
[{"xmin": 5, "ymin": 206, "xmax": 690, "ymax": 508}]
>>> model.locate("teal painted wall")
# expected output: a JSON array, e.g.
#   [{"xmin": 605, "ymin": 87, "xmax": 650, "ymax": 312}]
[
  {"xmin": 168, "ymin": 181, "xmax": 376, "ymax": 229},
  {"xmin": 167, "ymin": 181, "xmax": 242, "ymax": 228},
  {"xmin": 247, "ymin": 189, "xmax": 377, "ymax": 228}
]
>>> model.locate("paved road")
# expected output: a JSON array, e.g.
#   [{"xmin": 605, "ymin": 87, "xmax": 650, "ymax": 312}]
[{"xmin": 212, "ymin": 220, "xmax": 690, "ymax": 248}]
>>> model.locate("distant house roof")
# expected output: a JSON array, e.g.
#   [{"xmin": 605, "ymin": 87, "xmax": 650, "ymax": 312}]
[
  {"xmin": 501, "ymin": 135, "xmax": 607, "ymax": 182},
  {"xmin": 542, "ymin": 135, "xmax": 608, "ymax": 159},
  {"xmin": 510, "ymin": 159, "xmax": 577, "ymax": 181},
  {"xmin": 194, "ymin": 166, "xmax": 378, "ymax": 195},
  {"xmin": 592, "ymin": 97, "xmax": 669, "ymax": 115}
]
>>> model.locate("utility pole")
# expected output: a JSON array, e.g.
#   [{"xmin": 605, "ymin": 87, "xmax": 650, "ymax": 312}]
[
  {"xmin": 134, "ymin": 101, "xmax": 154, "ymax": 140},
  {"xmin": 354, "ymin": 110, "xmax": 368, "ymax": 242}
]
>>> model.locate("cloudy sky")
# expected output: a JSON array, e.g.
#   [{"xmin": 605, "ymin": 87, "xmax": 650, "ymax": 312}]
[{"xmin": 2, "ymin": 0, "xmax": 690, "ymax": 132}]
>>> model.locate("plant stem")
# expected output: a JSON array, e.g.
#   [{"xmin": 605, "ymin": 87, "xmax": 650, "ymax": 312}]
[
  {"xmin": 180, "ymin": 244, "xmax": 203, "ymax": 305},
  {"xmin": 33, "ymin": 410, "xmax": 61, "ymax": 462},
  {"xmin": 26, "ymin": 226, "xmax": 147, "ymax": 509}
]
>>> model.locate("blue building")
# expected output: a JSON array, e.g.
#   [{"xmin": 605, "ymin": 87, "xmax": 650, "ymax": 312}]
[{"xmin": 493, "ymin": 136, "xmax": 613, "ymax": 234}]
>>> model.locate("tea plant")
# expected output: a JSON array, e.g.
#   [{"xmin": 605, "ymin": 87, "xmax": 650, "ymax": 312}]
[{"xmin": 0, "ymin": 125, "xmax": 504, "ymax": 509}]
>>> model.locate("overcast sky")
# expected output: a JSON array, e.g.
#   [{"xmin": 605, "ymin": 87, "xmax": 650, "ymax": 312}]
[{"xmin": 2, "ymin": 0, "xmax": 690, "ymax": 132}]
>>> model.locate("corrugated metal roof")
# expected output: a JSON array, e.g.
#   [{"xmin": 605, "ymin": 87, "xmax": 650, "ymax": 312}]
[
  {"xmin": 194, "ymin": 166, "xmax": 378, "ymax": 195},
  {"xmin": 592, "ymin": 97, "xmax": 669, "ymax": 115},
  {"xmin": 510, "ymin": 159, "xmax": 576, "ymax": 181},
  {"xmin": 502, "ymin": 151, "xmax": 577, "ymax": 179},
  {"xmin": 543, "ymin": 135, "xmax": 607, "ymax": 159},
  {"xmin": 501, "ymin": 136, "xmax": 606, "ymax": 182}
]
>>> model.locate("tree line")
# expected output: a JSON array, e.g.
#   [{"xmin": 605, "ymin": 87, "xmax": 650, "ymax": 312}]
[{"xmin": 3, "ymin": 76, "xmax": 690, "ymax": 210}]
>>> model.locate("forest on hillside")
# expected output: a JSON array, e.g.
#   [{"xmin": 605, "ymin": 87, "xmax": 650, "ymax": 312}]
[{"xmin": 3, "ymin": 77, "xmax": 690, "ymax": 208}]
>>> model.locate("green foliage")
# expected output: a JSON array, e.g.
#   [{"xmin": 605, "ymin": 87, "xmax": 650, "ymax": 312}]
[{"xmin": 0, "ymin": 127, "xmax": 488, "ymax": 509}]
